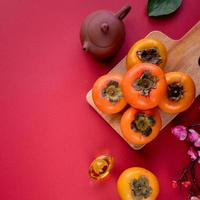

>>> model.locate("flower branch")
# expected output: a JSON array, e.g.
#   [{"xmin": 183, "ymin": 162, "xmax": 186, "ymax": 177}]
[{"xmin": 171, "ymin": 124, "xmax": 200, "ymax": 200}]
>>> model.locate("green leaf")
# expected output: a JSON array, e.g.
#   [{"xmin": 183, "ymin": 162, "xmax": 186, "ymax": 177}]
[{"xmin": 147, "ymin": 0, "xmax": 183, "ymax": 17}]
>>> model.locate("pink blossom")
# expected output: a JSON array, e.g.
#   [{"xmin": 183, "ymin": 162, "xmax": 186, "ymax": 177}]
[
  {"xmin": 194, "ymin": 138, "xmax": 200, "ymax": 147},
  {"xmin": 187, "ymin": 147, "xmax": 198, "ymax": 161},
  {"xmin": 190, "ymin": 196, "xmax": 200, "ymax": 200},
  {"xmin": 171, "ymin": 125, "xmax": 187, "ymax": 140},
  {"xmin": 181, "ymin": 181, "xmax": 191, "ymax": 188},
  {"xmin": 188, "ymin": 129, "xmax": 200, "ymax": 142},
  {"xmin": 171, "ymin": 180, "xmax": 177, "ymax": 189}
]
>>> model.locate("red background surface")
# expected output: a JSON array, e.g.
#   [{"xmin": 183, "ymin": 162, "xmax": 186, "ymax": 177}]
[{"xmin": 0, "ymin": 0, "xmax": 200, "ymax": 199}]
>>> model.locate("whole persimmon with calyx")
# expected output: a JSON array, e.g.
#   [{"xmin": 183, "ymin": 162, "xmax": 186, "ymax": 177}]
[
  {"xmin": 126, "ymin": 38, "xmax": 167, "ymax": 70},
  {"xmin": 159, "ymin": 72, "xmax": 196, "ymax": 113},
  {"xmin": 122, "ymin": 63, "xmax": 167, "ymax": 110},
  {"xmin": 120, "ymin": 107, "xmax": 161, "ymax": 145},
  {"xmin": 92, "ymin": 73, "xmax": 127, "ymax": 114}
]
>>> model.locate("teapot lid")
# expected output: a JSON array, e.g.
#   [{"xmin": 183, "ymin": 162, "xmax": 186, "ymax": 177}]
[{"xmin": 86, "ymin": 11, "xmax": 124, "ymax": 48}]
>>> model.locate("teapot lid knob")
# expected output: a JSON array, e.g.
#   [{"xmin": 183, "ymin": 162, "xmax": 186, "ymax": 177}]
[{"xmin": 100, "ymin": 23, "xmax": 109, "ymax": 33}]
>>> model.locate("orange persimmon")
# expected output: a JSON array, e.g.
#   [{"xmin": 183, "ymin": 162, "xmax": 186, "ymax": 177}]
[
  {"xmin": 126, "ymin": 38, "xmax": 167, "ymax": 70},
  {"xmin": 92, "ymin": 74, "xmax": 127, "ymax": 114},
  {"xmin": 122, "ymin": 63, "xmax": 167, "ymax": 110},
  {"xmin": 117, "ymin": 167, "xmax": 159, "ymax": 200},
  {"xmin": 120, "ymin": 107, "xmax": 161, "ymax": 145},
  {"xmin": 159, "ymin": 72, "xmax": 196, "ymax": 113}
]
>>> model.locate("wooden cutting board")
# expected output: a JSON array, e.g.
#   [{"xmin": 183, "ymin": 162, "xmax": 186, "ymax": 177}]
[{"xmin": 86, "ymin": 21, "xmax": 200, "ymax": 150}]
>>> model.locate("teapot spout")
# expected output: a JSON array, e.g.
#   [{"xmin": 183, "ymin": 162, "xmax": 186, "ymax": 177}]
[
  {"xmin": 82, "ymin": 41, "xmax": 90, "ymax": 52},
  {"xmin": 115, "ymin": 5, "xmax": 131, "ymax": 21}
]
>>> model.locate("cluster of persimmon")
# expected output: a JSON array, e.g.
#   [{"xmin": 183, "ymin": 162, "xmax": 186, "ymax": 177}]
[
  {"xmin": 92, "ymin": 38, "xmax": 196, "ymax": 148},
  {"xmin": 92, "ymin": 38, "xmax": 196, "ymax": 200}
]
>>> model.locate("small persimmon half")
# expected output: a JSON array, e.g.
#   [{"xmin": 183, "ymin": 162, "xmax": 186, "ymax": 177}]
[
  {"xmin": 122, "ymin": 63, "xmax": 167, "ymax": 110},
  {"xmin": 159, "ymin": 72, "xmax": 196, "ymax": 113},
  {"xmin": 117, "ymin": 167, "xmax": 159, "ymax": 200},
  {"xmin": 120, "ymin": 107, "xmax": 161, "ymax": 145},
  {"xmin": 92, "ymin": 74, "xmax": 127, "ymax": 114},
  {"xmin": 126, "ymin": 38, "xmax": 167, "ymax": 70}
]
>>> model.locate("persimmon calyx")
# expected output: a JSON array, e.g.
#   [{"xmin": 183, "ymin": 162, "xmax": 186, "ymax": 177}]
[
  {"xmin": 136, "ymin": 47, "xmax": 162, "ymax": 65},
  {"xmin": 102, "ymin": 80, "xmax": 122, "ymax": 103},
  {"xmin": 168, "ymin": 82, "xmax": 184, "ymax": 101},
  {"xmin": 133, "ymin": 70, "xmax": 159, "ymax": 96},
  {"xmin": 130, "ymin": 176, "xmax": 153, "ymax": 200},
  {"xmin": 131, "ymin": 113, "xmax": 155, "ymax": 136}
]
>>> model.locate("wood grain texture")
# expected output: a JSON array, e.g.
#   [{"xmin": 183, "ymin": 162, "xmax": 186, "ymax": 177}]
[{"xmin": 86, "ymin": 21, "xmax": 200, "ymax": 150}]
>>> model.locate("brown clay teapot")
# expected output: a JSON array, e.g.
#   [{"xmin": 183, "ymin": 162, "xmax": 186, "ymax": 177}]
[{"xmin": 80, "ymin": 5, "xmax": 131, "ymax": 59}]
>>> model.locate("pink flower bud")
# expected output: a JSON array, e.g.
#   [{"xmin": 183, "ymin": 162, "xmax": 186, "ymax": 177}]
[
  {"xmin": 188, "ymin": 129, "xmax": 200, "ymax": 142},
  {"xmin": 171, "ymin": 125, "xmax": 187, "ymax": 140},
  {"xmin": 171, "ymin": 180, "xmax": 177, "ymax": 189},
  {"xmin": 188, "ymin": 147, "xmax": 198, "ymax": 161},
  {"xmin": 194, "ymin": 138, "xmax": 200, "ymax": 147},
  {"xmin": 181, "ymin": 181, "xmax": 191, "ymax": 188}
]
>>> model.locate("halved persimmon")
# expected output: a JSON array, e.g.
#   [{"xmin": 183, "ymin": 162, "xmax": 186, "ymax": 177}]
[
  {"xmin": 92, "ymin": 74, "xmax": 127, "ymax": 114},
  {"xmin": 120, "ymin": 107, "xmax": 161, "ymax": 145},
  {"xmin": 159, "ymin": 72, "xmax": 196, "ymax": 113},
  {"xmin": 122, "ymin": 63, "xmax": 167, "ymax": 110},
  {"xmin": 126, "ymin": 38, "xmax": 167, "ymax": 70}
]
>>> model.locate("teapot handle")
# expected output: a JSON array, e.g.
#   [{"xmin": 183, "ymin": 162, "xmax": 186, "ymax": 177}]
[{"xmin": 115, "ymin": 5, "xmax": 131, "ymax": 21}]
